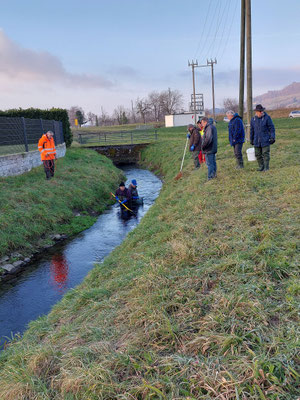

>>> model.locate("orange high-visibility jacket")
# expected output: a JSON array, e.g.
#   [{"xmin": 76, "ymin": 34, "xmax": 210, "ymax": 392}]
[{"xmin": 38, "ymin": 135, "xmax": 56, "ymax": 161}]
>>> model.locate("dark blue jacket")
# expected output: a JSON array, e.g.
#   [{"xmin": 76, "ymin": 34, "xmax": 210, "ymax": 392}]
[
  {"xmin": 250, "ymin": 112, "xmax": 275, "ymax": 147},
  {"xmin": 202, "ymin": 122, "xmax": 218, "ymax": 154},
  {"xmin": 228, "ymin": 115, "xmax": 245, "ymax": 146}
]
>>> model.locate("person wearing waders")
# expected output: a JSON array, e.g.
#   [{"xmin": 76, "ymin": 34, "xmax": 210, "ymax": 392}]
[
  {"xmin": 128, "ymin": 179, "xmax": 139, "ymax": 201},
  {"xmin": 115, "ymin": 182, "xmax": 132, "ymax": 209},
  {"xmin": 38, "ymin": 130, "xmax": 57, "ymax": 180},
  {"xmin": 250, "ymin": 104, "xmax": 275, "ymax": 172},
  {"xmin": 226, "ymin": 110, "xmax": 245, "ymax": 169},
  {"xmin": 187, "ymin": 124, "xmax": 201, "ymax": 169}
]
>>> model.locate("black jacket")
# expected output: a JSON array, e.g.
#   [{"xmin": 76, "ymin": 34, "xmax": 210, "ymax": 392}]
[{"xmin": 202, "ymin": 123, "xmax": 218, "ymax": 154}]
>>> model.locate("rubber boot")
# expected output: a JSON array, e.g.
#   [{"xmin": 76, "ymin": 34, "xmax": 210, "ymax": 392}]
[
  {"xmin": 264, "ymin": 160, "xmax": 269, "ymax": 171},
  {"xmin": 262, "ymin": 146, "xmax": 270, "ymax": 171},
  {"xmin": 255, "ymin": 147, "xmax": 264, "ymax": 171}
]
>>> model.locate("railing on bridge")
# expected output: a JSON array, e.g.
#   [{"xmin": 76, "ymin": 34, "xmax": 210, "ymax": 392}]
[{"xmin": 74, "ymin": 129, "xmax": 158, "ymax": 146}]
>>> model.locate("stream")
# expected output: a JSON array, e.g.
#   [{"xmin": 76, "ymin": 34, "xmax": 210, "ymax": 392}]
[{"xmin": 0, "ymin": 166, "xmax": 162, "ymax": 348}]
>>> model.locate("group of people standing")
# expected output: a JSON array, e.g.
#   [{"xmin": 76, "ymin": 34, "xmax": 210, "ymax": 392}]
[{"xmin": 187, "ymin": 104, "xmax": 276, "ymax": 180}]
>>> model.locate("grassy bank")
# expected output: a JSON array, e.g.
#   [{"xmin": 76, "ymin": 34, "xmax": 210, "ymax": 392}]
[
  {"xmin": 0, "ymin": 148, "xmax": 122, "ymax": 259},
  {"xmin": 0, "ymin": 119, "xmax": 299, "ymax": 399}
]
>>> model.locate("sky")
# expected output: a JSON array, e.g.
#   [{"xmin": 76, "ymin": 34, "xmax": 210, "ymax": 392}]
[{"xmin": 1, "ymin": 0, "xmax": 300, "ymax": 115}]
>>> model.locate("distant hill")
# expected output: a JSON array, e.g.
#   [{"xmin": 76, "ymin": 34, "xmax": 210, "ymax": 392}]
[{"xmin": 254, "ymin": 82, "xmax": 300, "ymax": 110}]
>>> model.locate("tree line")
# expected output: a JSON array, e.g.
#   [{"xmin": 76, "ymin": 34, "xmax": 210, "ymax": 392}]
[{"xmin": 68, "ymin": 88, "xmax": 184, "ymax": 127}]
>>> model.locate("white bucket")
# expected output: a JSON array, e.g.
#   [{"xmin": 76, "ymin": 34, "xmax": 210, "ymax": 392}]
[{"xmin": 246, "ymin": 147, "xmax": 256, "ymax": 161}]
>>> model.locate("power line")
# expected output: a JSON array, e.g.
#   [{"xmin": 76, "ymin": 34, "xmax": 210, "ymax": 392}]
[
  {"xmin": 196, "ymin": 0, "xmax": 221, "ymax": 63},
  {"xmin": 203, "ymin": 0, "xmax": 227, "ymax": 60},
  {"xmin": 214, "ymin": 0, "xmax": 233, "ymax": 59},
  {"xmin": 193, "ymin": 0, "xmax": 213, "ymax": 59},
  {"xmin": 218, "ymin": 0, "xmax": 239, "ymax": 62}
]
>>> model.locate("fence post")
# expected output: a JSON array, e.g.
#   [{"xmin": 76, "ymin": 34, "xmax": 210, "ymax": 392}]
[
  {"xmin": 59, "ymin": 121, "xmax": 64, "ymax": 144},
  {"xmin": 40, "ymin": 118, "xmax": 44, "ymax": 135},
  {"xmin": 52, "ymin": 120, "xmax": 57, "ymax": 145},
  {"xmin": 104, "ymin": 133, "xmax": 106, "ymax": 143},
  {"xmin": 21, "ymin": 117, "xmax": 29, "ymax": 152},
  {"xmin": 131, "ymin": 132, "xmax": 133, "ymax": 144}
]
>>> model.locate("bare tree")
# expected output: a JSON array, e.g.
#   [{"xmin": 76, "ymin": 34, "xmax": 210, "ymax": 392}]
[
  {"xmin": 135, "ymin": 98, "xmax": 151, "ymax": 124},
  {"xmin": 113, "ymin": 105, "xmax": 129, "ymax": 125},
  {"xmin": 87, "ymin": 112, "xmax": 97, "ymax": 126},
  {"xmin": 160, "ymin": 88, "xmax": 183, "ymax": 115},
  {"xmin": 131, "ymin": 100, "xmax": 137, "ymax": 123},
  {"xmin": 223, "ymin": 98, "xmax": 239, "ymax": 113},
  {"xmin": 99, "ymin": 106, "xmax": 109, "ymax": 126},
  {"xmin": 148, "ymin": 91, "xmax": 162, "ymax": 121}
]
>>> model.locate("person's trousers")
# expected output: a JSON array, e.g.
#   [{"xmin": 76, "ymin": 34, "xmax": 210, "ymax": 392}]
[
  {"xmin": 198, "ymin": 151, "xmax": 206, "ymax": 164},
  {"xmin": 233, "ymin": 143, "xmax": 244, "ymax": 167},
  {"xmin": 255, "ymin": 146, "xmax": 270, "ymax": 170},
  {"xmin": 192, "ymin": 150, "xmax": 200, "ymax": 168},
  {"xmin": 43, "ymin": 160, "xmax": 55, "ymax": 179},
  {"xmin": 205, "ymin": 153, "xmax": 217, "ymax": 180}
]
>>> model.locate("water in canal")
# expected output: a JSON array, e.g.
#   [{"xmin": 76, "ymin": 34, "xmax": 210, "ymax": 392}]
[{"xmin": 0, "ymin": 166, "xmax": 162, "ymax": 348}]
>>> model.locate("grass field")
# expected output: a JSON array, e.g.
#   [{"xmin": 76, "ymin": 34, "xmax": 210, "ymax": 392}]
[
  {"xmin": 0, "ymin": 118, "xmax": 299, "ymax": 399},
  {"xmin": 0, "ymin": 148, "xmax": 122, "ymax": 258}
]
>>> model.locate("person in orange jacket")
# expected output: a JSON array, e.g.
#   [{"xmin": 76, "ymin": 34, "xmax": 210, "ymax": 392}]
[{"xmin": 38, "ymin": 130, "xmax": 57, "ymax": 180}]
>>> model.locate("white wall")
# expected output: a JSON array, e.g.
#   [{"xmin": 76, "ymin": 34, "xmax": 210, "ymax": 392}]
[
  {"xmin": 165, "ymin": 112, "xmax": 205, "ymax": 127},
  {"xmin": 0, "ymin": 143, "xmax": 66, "ymax": 177}
]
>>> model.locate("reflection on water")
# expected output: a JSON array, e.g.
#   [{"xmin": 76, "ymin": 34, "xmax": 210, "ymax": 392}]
[
  {"xmin": 50, "ymin": 254, "xmax": 69, "ymax": 293},
  {"xmin": 0, "ymin": 166, "xmax": 162, "ymax": 348}
]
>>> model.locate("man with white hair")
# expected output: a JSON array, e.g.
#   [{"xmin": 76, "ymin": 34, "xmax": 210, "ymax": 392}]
[
  {"xmin": 38, "ymin": 130, "xmax": 57, "ymax": 180},
  {"xmin": 226, "ymin": 110, "xmax": 245, "ymax": 169}
]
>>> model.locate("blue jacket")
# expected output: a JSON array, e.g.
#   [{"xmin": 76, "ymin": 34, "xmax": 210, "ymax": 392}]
[
  {"xmin": 202, "ymin": 122, "xmax": 218, "ymax": 154},
  {"xmin": 250, "ymin": 112, "xmax": 275, "ymax": 147},
  {"xmin": 228, "ymin": 115, "xmax": 245, "ymax": 146}
]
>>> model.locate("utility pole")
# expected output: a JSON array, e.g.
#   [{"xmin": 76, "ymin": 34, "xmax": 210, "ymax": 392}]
[
  {"xmin": 239, "ymin": 0, "xmax": 246, "ymax": 120},
  {"xmin": 188, "ymin": 60, "xmax": 198, "ymax": 122},
  {"xmin": 246, "ymin": 0, "xmax": 253, "ymax": 139},
  {"xmin": 207, "ymin": 58, "xmax": 217, "ymax": 122}
]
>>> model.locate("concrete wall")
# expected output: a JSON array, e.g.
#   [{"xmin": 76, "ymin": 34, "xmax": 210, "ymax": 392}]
[{"xmin": 0, "ymin": 143, "xmax": 66, "ymax": 177}]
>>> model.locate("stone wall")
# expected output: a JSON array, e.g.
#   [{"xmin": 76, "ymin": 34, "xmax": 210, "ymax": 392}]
[
  {"xmin": 91, "ymin": 143, "xmax": 149, "ymax": 165},
  {"xmin": 0, "ymin": 143, "xmax": 66, "ymax": 177}
]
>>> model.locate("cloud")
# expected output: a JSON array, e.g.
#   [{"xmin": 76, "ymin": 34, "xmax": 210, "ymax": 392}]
[
  {"xmin": 0, "ymin": 29, "xmax": 113, "ymax": 88},
  {"xmin": 107, "ymin": 65, "xmax": 139, "ymax": 78}
]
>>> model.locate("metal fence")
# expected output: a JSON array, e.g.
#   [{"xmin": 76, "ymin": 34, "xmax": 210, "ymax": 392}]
[
  {"xmin": 0, "ymin": 117, "xmax": 64, "ymax": 156},
  {"xmin": 74, "ymin": 129, "xmax": 158, "ymax": 146}
]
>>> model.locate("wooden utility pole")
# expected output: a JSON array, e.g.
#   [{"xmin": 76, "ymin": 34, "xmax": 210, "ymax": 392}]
[
  {"xmin": 188, "ymin": 60, "xmax": 198, "ymax": 122},
  {"xmin": 239, "ymin": 0, "xmax": 246, "ymax": 119},
  {"xmin": 207, "ymin": 58, "xmax": 217, "ymax": 121},
  {"xmin": 246, "ymin": 0, "xmax": 253, "ymax": 138}
]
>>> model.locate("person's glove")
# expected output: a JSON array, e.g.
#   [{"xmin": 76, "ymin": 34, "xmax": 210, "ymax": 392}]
[
  {"xmin": 132, "ymin": 196, "xmax": 139, "ymax": 199},
  {"xmin": 190, "ymin": 145, "xmax": 195, "ymax": 151},
  {"xmin": 269, "ymin": 138, "xmax": 275, "ymax": 144},
  {"xmin": 187, "ymin": 133, "xmax": 191, "ymax": 139},
  {"xmin": 115, "ymin": 196, "xmax": 119, "ymax": 201},
  {"xmin": 121, "ymin": 199, "xmax": 127, "ymax": 204}
]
